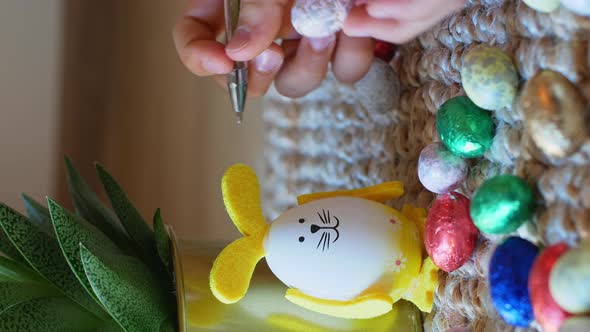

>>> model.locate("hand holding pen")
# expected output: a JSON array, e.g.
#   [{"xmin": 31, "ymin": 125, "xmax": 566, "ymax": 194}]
[{"xmin": 172, "ymin": 0, "xmax": 465, "ymax": 110}]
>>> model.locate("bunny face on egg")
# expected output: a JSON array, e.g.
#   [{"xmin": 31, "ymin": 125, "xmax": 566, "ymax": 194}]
[{"xmin": 263, "ymin": 197, "xmax": 399, "ymax": 301}]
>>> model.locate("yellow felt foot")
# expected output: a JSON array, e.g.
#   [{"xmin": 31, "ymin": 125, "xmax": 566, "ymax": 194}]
[
  {"xmin": 285, "ymin": 289, "xmax": 393, "ymax": 319},
  {"xmin": 402, "ymin": 257, "xmax": 439, "ymax": 313},
  {"xmin": 297, "ymin": 182, "xmax": 404, "ymax": 205}
]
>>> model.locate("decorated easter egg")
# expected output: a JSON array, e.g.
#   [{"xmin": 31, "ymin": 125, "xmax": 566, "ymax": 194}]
[
  {"xmin": 461, "ymin": 45, "xmax": 519, "ymax": 111},
  {"xmin": 354, "ymin": 59, "xmax": 401, "ymax": 114},
  {"xmin": 470, "ymin": 175, "xmax": 535, "ymax": 234},
  {"xmin": 291, "ymin": 0, "xmax": 353, "ymax": 38},
  {"xmin": 436, "ymin": 96, "xmax": 495, "ymax": 158},
  {"xmin": 489, "ymin": 237, "xmax": 538, "ymax": 327},
  {"xmin": 523, "ymin": 0, "xmax": 560, "ymax": 12},
  {"xmin": 550, "ymin": 241, "xmax": 590, "ymax": 314},
  {"xmin": 519, "ymin": 70, "xmax": 588, "ymax": 158},
  {"xmin": 559, "ymin": 317, "xmax": 590, "ymax": 332},
  {"xmin": 265, "ymin": 196, "xmax": 422, "ymax": 302},
  {"xmin": 528, "ymin": 243, "xmax": 572, "ymax": 332},
  {"xmin": 418, "ymin": 142, "xmax": 468, "ymax": 194},
  {"xmin": 425, "ymin": 192, "xmax": 479, "ymax": 272},
  {"xmin": 561, "ymin": 0, "xmax": 590, "ymax": 15}
]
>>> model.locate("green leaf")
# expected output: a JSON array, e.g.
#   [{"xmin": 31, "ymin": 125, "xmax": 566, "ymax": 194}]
[
  {"xmin": 0, "ymin": 256, "xmax": 44, "ymax": 284},
  {"xmin": 0, "ymin": 282, "xmax": 59, "ymax": 314},
  {"xmin": 95, "ymin": 164, "xmax": 154, "ymax": 259},
  {"xmin": 21, "ymin": 194, "xmax": 55, "ymax": 236},
  {"xmin": 93, "ymin": 321, "xmax": 125, "ymax": 332},
  {"xmin": 47, "ymin": 198, "xmax": 121, "ymax": 304},
  {"xmin": 0, "ymin": 227, "xmax": 24, "ymax": 263},
  {"xmin": 0, "ymin": 296, "xmax": 103, "ymax": 332},
  {"xmin": 81, "ymin": 243, "xmax": 172, "ymax": 332},
  {"xmin": 0, "ymin": 204, "xmax": 108, "ymax": 320},
  {"xmin": 153, "ymin": 209, "xmax": 171, "ymax": 271},
  {"xmin": 65, "ymin": 158, "xmax": 132, "ymax": 250},
  {"xmin": 159, "ymin": 318, "xmax": 177, "ymax": 332}
]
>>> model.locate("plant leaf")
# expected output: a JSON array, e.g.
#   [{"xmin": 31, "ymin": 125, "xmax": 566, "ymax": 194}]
[
  {"xmin": 0, "ymin": 282, "xmax": 59, "ymax": 314},
  {"xmin": 21, "ymin": 194, "xmax": 55, "ymax": 236},
  {"xmin": 47, "ymin": 198, "xmax": 121, "ymax": 303},
  {"xmin": 0, "ymin": 228, "xmax": 24, "ymax": 263},
  {"xmin": 153, "ymin": 209, "xmax": 171, "ymax": 271},
  {"xmin": 159, "ymin": 318, "xmax": 177, "ymax": 332},
  {"xmin": 93, "ymin": 321, "xmax": 125, "ymax": 332},
  {"xmin": 0, "ymin": 296, "xmax": 103, "ymax": 332},
  {"xmin": 95, "ymin": 164, "xmax": 154, "ymax": 258},
  {"xmin": 81, "ymin": 243, "xmax": 172, "ymax": 332},
  {"xmin": 0, "ymin": 256, "xmax": 44, "ymax": 284},
  {"xmin": 0, "ymin": 204, "xmax": 108, "ymax": 320},
  {"xmin": 65, "ymin": 158, "xmax": 132, "ymax": 250}
]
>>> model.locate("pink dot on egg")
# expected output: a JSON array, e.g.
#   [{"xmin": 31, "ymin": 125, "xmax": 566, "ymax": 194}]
[
  {"xmin": 291, "ymin": 0, "xmax": 353, "ymax": 38},
  {"xmin": 389, "ymin": 218, "xmax": 396, "ymax": 224},
  {"xmin": 418, "ymin": 142, "xmax": 468, "ymax": 194},
  {"xmin": 395, "ymin": 260, "xmax": 401, "ymax": 266}
]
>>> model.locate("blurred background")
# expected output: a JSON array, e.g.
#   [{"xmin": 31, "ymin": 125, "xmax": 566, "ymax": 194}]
[{"xmin": 0, "ymin": 0, "xmax": 264, "ymax": 241}]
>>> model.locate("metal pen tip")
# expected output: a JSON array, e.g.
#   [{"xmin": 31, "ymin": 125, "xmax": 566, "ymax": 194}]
[{"xmin": 235, "ymin": 112, "xmax": 243, "ymax": 125}]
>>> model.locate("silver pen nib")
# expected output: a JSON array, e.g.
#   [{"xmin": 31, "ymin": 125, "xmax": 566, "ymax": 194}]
[
  {"xmin": 235, "ymin": 112, "xmax": 244, "ymax": 125},
  {"xmin": 227, "ymin": 64, "xmax": 247, "ymax": 123}
]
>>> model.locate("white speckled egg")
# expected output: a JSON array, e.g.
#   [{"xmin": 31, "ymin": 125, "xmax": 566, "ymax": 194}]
[
  {"xmin": 549, "ymin": 241, "xmax": 590, "ymax": 314},
  {"xmin": 354, "ymin": 59, "xmax": 401, "ymax": 114},
  {"xmin": 561, "ymin": 0, "xmax": 590, "ymax": 16},
  {"xmin": 461, "ymin": 45, "xmax": 519, "ymax": 111},
  {"xmin": 523, "ymin": 0, "xmax": 560, "ymax": 12},
  {"xmin": 291, "ymin": 0, "xmax": 353, "ymax": 38},
  {"xmin": 418, "ymin": 142, "xmax": 468, "ymax": 194}
]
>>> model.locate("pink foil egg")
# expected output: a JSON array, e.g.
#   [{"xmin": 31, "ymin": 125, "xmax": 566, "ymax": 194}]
[
  {"xmin": 425, "ymin": 192, "xmax": 479, "ymax": 272},
  {"xmin": 418, "ymin": 142, "xmax": 468, "ymax": 194},
  {"xmin": 528, "ymin": 243, "xmax": 572, "ymax": 332},
  {"xmin": 291, "ymin": 0, "xmax": 353, "ymax": 38}
]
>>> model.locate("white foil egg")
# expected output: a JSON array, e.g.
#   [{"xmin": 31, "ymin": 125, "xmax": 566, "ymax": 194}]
[{"xmin": 291, "ymin": 0, "xmax": 353, "ymax": 38}]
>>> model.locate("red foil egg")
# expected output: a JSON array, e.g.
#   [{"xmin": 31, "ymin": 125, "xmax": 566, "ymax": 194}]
[
  {"xmin": 425, "ymin": 192, "xmax": 479, "ymax": 272},
  {"xmin": 528, "ymin": 243, "xmax": 572, "ymax": 332},
  {"xmin": 374, "ymin": 40, "xmax": 396, "ymax": 62}
]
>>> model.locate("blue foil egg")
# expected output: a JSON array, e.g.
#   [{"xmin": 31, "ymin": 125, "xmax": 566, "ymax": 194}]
[{"xmin": 489, "ymin": 237, "xmax": 538, "ymax": 327}]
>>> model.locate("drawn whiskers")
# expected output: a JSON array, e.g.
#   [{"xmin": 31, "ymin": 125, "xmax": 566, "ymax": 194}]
[{"xmin": 316, "ymin": 231, "xmax": 331, "ymax": 252}]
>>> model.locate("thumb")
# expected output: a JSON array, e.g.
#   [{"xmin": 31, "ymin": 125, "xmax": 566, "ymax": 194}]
[{"xmin": 226, "ymin": 0, "xmax": 290, "ymax": 62}]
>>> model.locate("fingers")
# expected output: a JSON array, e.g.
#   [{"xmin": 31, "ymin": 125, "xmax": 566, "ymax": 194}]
[
  {"xmin": 226, "ymin": 0, "xmax": 290, "ymax": 62},
  {"xmin": 275, "ymin": 36, "xmax": 337, "ymax": 98},
  {"xmin": 332, "ymin": 32, "xmax": 374, "ymax": 83},
  {"xmin": 249, "ymin": 44, "xmax": 285, "ymax": 97},
  {"xmin": 173, "ymin": 0, "xmax": 233, "ymax": 76}
]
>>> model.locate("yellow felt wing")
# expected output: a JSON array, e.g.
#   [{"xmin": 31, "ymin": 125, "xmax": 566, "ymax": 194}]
[
  {"xmin": 267, "ymin": 314, "xmax": 332, "ymax": 332},
  {"xmin": 285, "ymin": 289, "xmax": 393, "ymax": 319},
  {"xmin": 297, "ymin": 182, "xmax": 404, "ymax": 205},
  {"xmin": 210, "ymin": 235, "xmax": 266, "ymax": 304},
  {"xmin": 402, "ymin": 257, "xmax": 438, "ymax": 313},
  {"xmin": 222, "ymin": 164, "xmax": 267, "ymax": 236}
]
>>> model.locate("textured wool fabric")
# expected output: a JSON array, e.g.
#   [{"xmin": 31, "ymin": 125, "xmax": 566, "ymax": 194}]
[{"xmin": 260, "ymin": 1, "xmax": 590, "ymax": 331}]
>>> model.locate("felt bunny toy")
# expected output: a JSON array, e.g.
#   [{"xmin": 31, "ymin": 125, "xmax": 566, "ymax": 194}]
[{"xmin": 210, "ymin": 164, "xmax": 438, "ymax": 319}]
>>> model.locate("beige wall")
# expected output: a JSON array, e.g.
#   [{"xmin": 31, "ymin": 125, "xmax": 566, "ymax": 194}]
[
  {"xmin": 0, "ymin": 1, "xmax": 266, "ymax": 241},
  {"xmin": 0, "ymin": 0, "xmax": 63, "ymax": 208}
]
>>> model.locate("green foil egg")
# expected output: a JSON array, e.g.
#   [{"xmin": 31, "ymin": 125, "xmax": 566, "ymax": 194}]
[
  {"xmin": 470, "ymin": 175, "xmax": 535, "ymax": 234},
  {"xmin": 549, "ymin": 241, "xmax": 590, "ymax": 314},
  {"xmin": 436, "ymin": 96, "xmax": 495, "ymax": 158},
  {"xmin": 461, "ymin": 45, "xmax": 519, "ymax": 111}
]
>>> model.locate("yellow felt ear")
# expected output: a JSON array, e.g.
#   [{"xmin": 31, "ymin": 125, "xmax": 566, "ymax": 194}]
[
  {"xmin": 222, "ymin": 164, "xmax": 267, "ymax": 236},
  {"xmin": 285, "ymin": 289, "xmax": 393, "ymax": 319},
  {"xmin": 210, "ymin": 234, "xmax": 266, "ymax": 304},
  {"xmin": 297, "ymin": 181, "xmax": 404, "ymax": 205}
]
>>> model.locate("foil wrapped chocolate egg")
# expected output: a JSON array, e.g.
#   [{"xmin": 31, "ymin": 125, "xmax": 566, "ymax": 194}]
[
  {"xmin": 470, "ymin": 175, "xmax": 536, "ymax": 234},
  {"xmin": 560, "ymin": 317, "xmax": 590, "ymax": 332},
  {"xmin": 418, "ymin": 142, "xmax": 468, "ymax": 194},
  {"xmin": 291, "ymin": 0, "xmax": 353, "ymax": 38},
  {"xmin": 523, "ymin": 0, "xmax": 560, "ymax": 12},
  {"xmin": 354, "ymin": 58, "xmax": 400, "ymax": 114},
  {"xmin": 489, "ymin": 237, "xmax": 539, "ymax": 327},
  {"xmin": 561, "ymin": 0, "xmax": 590, "ymax": 16},
  {"xmin": 461, "ymin": 45, "xmax": 519, "ymax": 111},
  {"xmin": 519, "ymin": 70, "xmax": 589, "ymax": 159},
  {"xmin": 550, "ymin": 241, "xmax": 590, "ymax": 314},
  {"xmin": 528, "ymin": 243, "xmax": 572, "ymax": 332},
  {"xmin": 425, "ymin": 192, "xmax": 479, "ymax": 272}
]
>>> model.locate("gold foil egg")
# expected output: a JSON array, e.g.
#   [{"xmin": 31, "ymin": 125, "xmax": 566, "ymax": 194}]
[
  {"xmin": 519, "ymin": 70, "xmax": 589, "ymax": 158},
  {"xmin": 522, "ymin": 0, "xmax": 560, "ymax": 12},
  {"xmin": 461, "ymin": 45, "xmax": 519, "ymax": 111}
]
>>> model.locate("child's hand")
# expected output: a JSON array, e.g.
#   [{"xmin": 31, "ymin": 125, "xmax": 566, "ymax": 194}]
[
  {"xmin": 343, "ymin": 0, "xmax": 466, "ymax": 44},
  {"xmin": 173, "ymin": 0, "xmax": 375, "ymax": 98}
]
